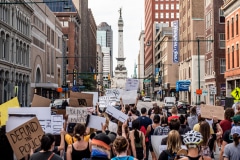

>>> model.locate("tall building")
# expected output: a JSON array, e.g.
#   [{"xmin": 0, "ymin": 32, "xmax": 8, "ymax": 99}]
[
  {"xmin": 144, "ymin": 0, "xmax": 179, "ymax": 97},
  {"xmin": 222, "ymin": 0, "xmax": 240, "ymax": 97},
  {"xmin": 102, "ymin": 47, "xmax": 111, "ymax": 88},
  {"xmin": 204, "ymin": 0, "xmax": 225, "ymax": 105},
  {"xmin": 0, "ymin": 1, "xmax": 33, "ymax": 106},
  {"xmin": 112, "ymin": 9, "xmax": 127, "ymax": 89},
  {"xmin": 138, "ymin": 30, "xmax": 145, "ymax": 94},
  {"xmin": 97, "ymin": 22, "xmax": 113, "ymax": 77},
  {"xmin": 179, "ymin": 0, "xmax": 205, "ymax": 104}
]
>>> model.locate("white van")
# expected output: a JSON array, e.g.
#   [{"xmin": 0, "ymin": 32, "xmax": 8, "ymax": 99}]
[
  {"xmin": 49, "ymin": 98, "xmax": 69, "ymax": 108},
  {"xmin": 164, "ymin": 97, "xmax": 176, "ymax": 109}
]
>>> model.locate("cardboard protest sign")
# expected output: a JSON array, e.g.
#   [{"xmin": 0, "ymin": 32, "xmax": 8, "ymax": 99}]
[
  {"xmin": 69, "ymin": 92, "xmax": 93, "ymax": 107},
  {"xmin": 105, "ymin": 106, "xmax": 128, "ymax": 123},
  {"xmin": 6, "ymin": 117, "xmax": 44, "ymax": 160},
  {"xmin": 82, "ymin": 92, "xmax": 98, "ymax": 106},
  {"xmin": 7, "ymin": 107, "xmax": 51, "ymax": 133},
  {"xmin": 200, "ymin": 104, "xmax": 224, "ymax": 120},
  {"xmin": 121, "ymin": 90, "xmax": 138, "ymax": 104},
  {"xmin": 125, "ymin": 78, "xmax": 139, "ymax": 91},
  {"xmin": 0, "ymin": 97, "xmax": 20, "ymax": 126},
  {"xmin": 66, "ymin": 107, "xmax": 94, "ymax": 123},
  {"xmin": 105, "ymin": 89, "xmax": 124, "ymax": 99},
  {"xmin": 31, "ymin": 94, "xmax": 51, "ymax": 107},
  {"xmin": 99, "ymin": 96, "xmax": 117, "ymax": 108},
  {"xmin": 87, "ymin": 115, "xmax": 106, "ymax": 130}
]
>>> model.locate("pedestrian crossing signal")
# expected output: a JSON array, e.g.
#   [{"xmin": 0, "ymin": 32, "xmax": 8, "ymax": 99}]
[{"xmin": 231, "ymin": 87, "xmax": 240, "ymax": 100}]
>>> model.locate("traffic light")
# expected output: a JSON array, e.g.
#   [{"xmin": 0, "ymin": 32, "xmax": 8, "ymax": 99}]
[
  {"xmin": 108, "ymin": 74, "xmax": 110, "ymax": 80},
  {"xmin": 94, "ymin": 74, "xmax": 97, "ymax": 80},
  {"xmin": 73, "ymin": 69, "xmax": 77, "ymax": 85}
]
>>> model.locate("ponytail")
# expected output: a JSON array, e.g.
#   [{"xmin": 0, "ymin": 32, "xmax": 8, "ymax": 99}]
[{"xmin": 134, "ymin": 128, "xmax": 140, "ymax": 143}]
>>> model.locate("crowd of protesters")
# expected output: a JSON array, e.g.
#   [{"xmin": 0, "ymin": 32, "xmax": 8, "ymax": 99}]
[{"xmin": 13, "ymin": 98, "xmax": 240, "ymax": 160}]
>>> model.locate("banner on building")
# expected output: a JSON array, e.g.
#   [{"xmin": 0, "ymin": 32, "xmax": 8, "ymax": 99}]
[{"xmin": 172, "ymin": 20, "xmax": 179, "ymax": 63}]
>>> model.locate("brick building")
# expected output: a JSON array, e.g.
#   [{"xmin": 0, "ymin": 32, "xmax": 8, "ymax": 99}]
[{"xmin": 222, "ymin": 0, "xmax": 240, "ymax": 97}]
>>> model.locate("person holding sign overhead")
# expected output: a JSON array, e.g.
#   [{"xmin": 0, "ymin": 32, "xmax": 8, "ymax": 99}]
[{"xmin": 30, "ymin": 133, "xmax": 62, "ymax": 160}]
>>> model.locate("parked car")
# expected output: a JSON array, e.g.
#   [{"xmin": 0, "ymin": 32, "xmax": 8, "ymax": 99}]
[
  {"xmin": 143, "ymin": 96, "xmax": 151, "ymax": 102},
  {"xmin": 177, "ymin": 103, "xmax": 191, "ymax": 114},
  {"xmin": 164, "ymin": 97, "xmax": 176, "ymax": 110}
]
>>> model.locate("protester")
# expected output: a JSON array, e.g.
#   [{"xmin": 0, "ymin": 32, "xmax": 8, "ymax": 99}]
[
  {"xmin": 66, "ymin": 124, "xmax": 91, "ymax": 160},
  {"xmin": 158, "ymin": 130, "xmax": 182, "ymax": 160},
  {"xmin": 30, "ymin": 133, "xmax": 62, "ymax": 160},
  {"xmin": 223, "ymin": 126, "xmax": 240, "ymax": 159},
  {"xmin": 187, "ymin": 106, "xmax": 198, "ymax": 130},
  {"xmin": 220, "ymin": 113, "xmax": 240, "ymax": 160},
  {"xmin": 148, "ymin": 102, "xmax": 158, "ymax": 117},
  {"xmin": 199, "ymin": 121, "xmax": 212, "ymax": 159},
  {"xmin": 129, "ymin": 119, "xmax": 146, "ymax": 160},
  {"xmin": 168, "ymin": 106, "xmax": 179, "ymax": 122},
  {"xmin": 146, "ymin": 115, "xmax": 160, "ymax": 160},
  {"xmin": 220, "ymin": 108, "xmax": 235, "ymax": 135},
  {"xmin": 150, "ymin": 105, "xmax": 161, "ymax": 120},
  {"xmin": 112, "ymin": 136, "xmax": 136, "ymax": 160},
  {"xmin": 91, "ymin": 133, "xmax": 112, "ymax": 160},
  {"xmin": 153, "ymin": 116, "xmax": 170, "ymax": 136},
  {"xmin": 180, "ymin": 130, "xmax": 211, "ymax": 160},
  {"xmin": 138, "ymin": 107, "xmax": 152, "ymax": 160},
  {"xmin": 179, "ymin": 114, "xmax": 191, "ymax": 135}
]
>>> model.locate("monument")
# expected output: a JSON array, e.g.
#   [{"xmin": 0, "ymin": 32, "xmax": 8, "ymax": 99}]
[{"xmin": 111, "ymin": 8, "xmax": 128, "ymax": 89}]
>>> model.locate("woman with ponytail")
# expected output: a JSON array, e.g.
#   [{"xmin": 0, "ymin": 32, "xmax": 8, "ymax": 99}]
[
  {"xmin": 223, "ymin": 126, "xmax": 240, "ymax": 160},
  {"xmin": 129, "ymin": 119, "xmax": 146, "ymax": 160},
  {"xmin": 66, "ymin": 124, "xmax": 91, "ymax": 160}
]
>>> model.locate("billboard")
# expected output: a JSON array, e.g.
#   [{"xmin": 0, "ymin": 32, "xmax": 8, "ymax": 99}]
[{"xmin": 172, "ymin": 20, "xmax": 179, "ymax": 63}]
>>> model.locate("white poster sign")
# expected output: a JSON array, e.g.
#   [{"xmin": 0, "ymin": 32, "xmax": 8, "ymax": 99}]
[
  {"xmin": 105, "ymin": 106, "xmax": 128, "ymax": 123},
  {"xmin": 99, "ymin": 96, "xmax": 117, "ymax": 108},
  {"xmin": 50, "ymin": 115, "xmax": 63, "ymax": 134},
  {"xmin": 87, "ymin": 115, "xmax": 106, "ymax": 130},
  {"xmin": 105, "ymin": 89, "xmax": 124, "ymax": 99},
  {"xmin": 121, "ymin": 90, "xmax": 138, "ymax": 104},
  {"xmin": 82, "ymin": 92, "xmax": 99, "ymax": 106},
  {"xmin": 66, "ymin": 107, "xmax": 93, "ymax": 123},
  {"xmin": 125, "ymin": 78, "xmax": 139, "ymax": 91}
]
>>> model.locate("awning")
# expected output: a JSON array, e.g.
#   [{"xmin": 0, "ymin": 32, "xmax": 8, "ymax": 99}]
[{"xmin": 31, "ymin": 83, "xmax": 58, "ymax": 89}]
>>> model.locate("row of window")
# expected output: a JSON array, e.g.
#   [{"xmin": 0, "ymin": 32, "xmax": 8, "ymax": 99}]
[
  {"xmin": 227, "ymin": 43, "xmax": 240, "ymax": 69},
  {"xmin": 155, "ymin": 4, "xmax": 179, "ymax": 10},
  {"xmin": 155, "ymin": 12, "xmax": 179, "ymax": 19},
  {"xmin": 227, "ymin": 14, "xmax": 239, "ymax": 39}
]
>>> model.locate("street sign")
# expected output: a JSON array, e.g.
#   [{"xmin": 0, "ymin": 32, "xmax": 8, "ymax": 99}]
[
  {"xmin": 196, "ymin": 89, "xmax": 202, "ymax": 95},
  {"xmin": 202, "ymin": 90, "xmax": 208, "ymax": 96},
  {"xmin": 231, "ymin": 87, "xmax": 240, "ymax": 100},
  {"xmin": 209, "ymin": 86, "xmax": 216, "ymax": 95}
]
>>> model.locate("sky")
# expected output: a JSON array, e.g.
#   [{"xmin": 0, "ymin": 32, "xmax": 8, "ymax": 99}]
[{"xmin": 88, "ymin": 0, "xmax": 144, "ymax": 78}]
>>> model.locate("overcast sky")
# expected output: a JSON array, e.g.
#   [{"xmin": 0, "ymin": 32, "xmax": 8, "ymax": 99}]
[{"xmin": 88, "ymin": 0, "xmax": 144, "ymax": 77}]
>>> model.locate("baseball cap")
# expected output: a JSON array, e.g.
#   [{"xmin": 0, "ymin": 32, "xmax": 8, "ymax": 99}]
[
  {"xmin": 91, "ymin": 133, "xmax": 111, "ymax": 150},
  {"xmin": 230, "ymin": 126, "xmax": 240, "ymax": 136},
  {"xmin": 231, "ymin": 115, "xmax": 240, "ymax": 123}
]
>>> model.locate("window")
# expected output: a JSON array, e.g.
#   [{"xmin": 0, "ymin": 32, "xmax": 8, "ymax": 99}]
[
  {"xmin": 160, "ymin": 4, "xmax": 164, "ymax": 10},
  {"xmin": 220, "ymin": 58, "xmax": 226, "ymax": 74},
  {"xmin": 206, "ymin": 12, "xmax": 212, "ymax": 29},
  {"xmin": 155, "ymin": 13, "xmax": 159, "ymax": 19},
  {"xmin": 155, "ymin": 4, "xmax": 158, "ymax": 10},
  {"xmin": 166, "ymin": 4, "xmax": 169, "ymax": 10},
  {"xmin": 227, "ymin": 20, "xmax": 229, "ymax": 39},
  {"xmin": 237, "ymin": 44, "xmax": 239, "ymax": 67},
  {"xmin": 227, "ymin": 47, "xmax": 230, "ymax": 69},
  {"xmin": 160, "ymin": 13, "xmax": 164, "ymax": 18},
  {"xmin": 176, "ymin": 4, "xmax": 179, "ymax": 10},
  {"xmin": 232, "ymin": 17, "xmax": 234, "ymax": 37},
  {"xmin": 206, "ymin": 36, "xmax": 212, "ymax": 52},
  {"xmin": 47, "ymin": 26, "xmax": 50, "ymax": 42},
  {"xmin": 51, "ymin": 30, "xmax": 54, "ymax": 45},
  {"xmin": 166, "ymin": 13, "xmax": 169, "ymax": 18},
  {"xmin": 219, "ymin": 33, "xmax": 225, "ymax": 49},
  {"xmin": 205, "ymin": 0, "xmax": 211, "ymax": 6},
  {"xmin": 236, "ymin": 14, "xmax": 238, "ymax": 35},
  {"xmin": 171, "ymin": 13, "xmax": 174, "ymax": 18},
  {"xmin": 219, "ymin": 8, "xmax": 225, "ymax": 23},
  {"xmin": 171, "ymin": 4, "xmax": 174, "ymax": 10},
  {"xmin": 176, "ymin": 13, "xmax": 179, "ymax": 18},
  {"xmin": 232, "ymin": 45, "xmax": 235, "ymax": 68},
  {"xmin": 207, "ymin": 60, "xmax": 213, "ymax": 75}
]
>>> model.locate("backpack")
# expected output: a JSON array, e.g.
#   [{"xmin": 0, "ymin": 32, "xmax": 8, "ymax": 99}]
[
  {"xmin": 163, "ymin": 150, "xmax": 177, "ymax": 160},
  {"xmin": 200, "ymin": 145, "xmax": 212, "ymax": 157},
  {"xmin": 140, "ymin": 125, "xmax": 149, "ymax": 142}
]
